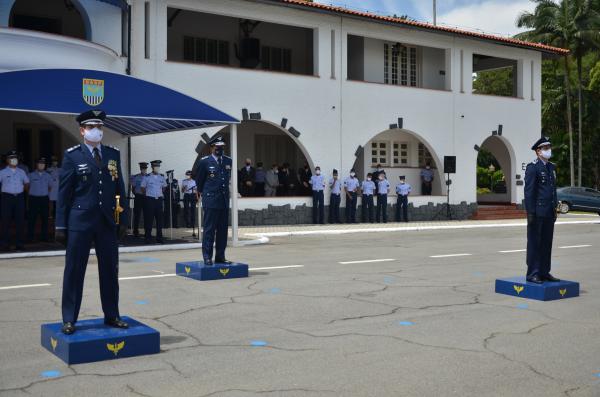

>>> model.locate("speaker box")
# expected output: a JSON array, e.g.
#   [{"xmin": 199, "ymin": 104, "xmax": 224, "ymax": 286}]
[
  {"xmin": 239, "ymin": 38, "xmax": 260, "ymax": 69},
  {"xmin": 444, "ymin": 156, "xmax": 456, "ymax": 174}
]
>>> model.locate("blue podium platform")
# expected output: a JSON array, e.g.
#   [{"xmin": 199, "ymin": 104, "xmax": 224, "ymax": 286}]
[
  {"xmin": 176, "ymin": 261, "xmax": 249, "ymax": 281},
  {"xmin": 495, "ymin": 277, "xmax": 579, "ymax": 301},
  {"xmin": 41, "ymin": 317, "xmax": 160, "ymax": 364}
]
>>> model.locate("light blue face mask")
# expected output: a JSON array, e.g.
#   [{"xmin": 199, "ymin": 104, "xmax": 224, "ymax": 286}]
[{"xmin": 540, "ymin": 149, "xmax": 552, "ymax": 160}]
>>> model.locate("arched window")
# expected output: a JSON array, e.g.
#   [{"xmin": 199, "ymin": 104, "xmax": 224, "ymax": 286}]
[{"xmin": 9, "ymin": 0, "xmax": 87, "ymax": 40}]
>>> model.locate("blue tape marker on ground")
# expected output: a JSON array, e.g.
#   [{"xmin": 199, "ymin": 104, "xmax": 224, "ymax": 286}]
[
  {"xmin": 135, "ymin": 300, "xmax": 148, "ymax": 305},
  {"xmin": 594, "ymin": 372, "xmax": 600, "ymax": 378},
  {"xmin": 250, "ymin": 340, "xmax": 267, "ymax": 346},
  {"xmin": 472, "ymin": 272, "xmax": 484, "ymax": 277},
  {"xmin": 383, "ymin": 277, "xmax": 395, "ymax": 284},
  {"xmin": 398, "ymin": 321, "xmax": 414, "ymax": 326},
  {"xmin": 141, "ymin": 257, "xmax": 160, "ymax": 263},
  {"xmin": 517, "ymin": 303, "xmax": 529, "ymax": 309},
  {"xmin": 269, "ymin": 288, "xmax": 281, "ymax": 294},
  {"xmin": 41, "ymin": 370, "xmax": 61, "ymax": 378}
]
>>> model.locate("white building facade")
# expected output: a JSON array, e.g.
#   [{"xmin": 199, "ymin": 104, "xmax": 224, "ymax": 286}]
[{"xmin": 0, "ymin": 0, "xmax": 567, "ymax": 224}]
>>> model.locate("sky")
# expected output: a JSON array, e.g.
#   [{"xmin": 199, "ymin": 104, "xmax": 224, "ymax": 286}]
[{"xmin": 314, "ymin": 0, "xmax": 536, "ymax": 37}]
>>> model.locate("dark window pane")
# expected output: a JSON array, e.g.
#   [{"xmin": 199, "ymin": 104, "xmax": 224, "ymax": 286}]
[
  {"xmin": 183, "ymin": 36, "xmax": 194, "ymax": 61},
  {"xmin": 282, "ymin": 48, "xmax": 292, "ymax": 72},
  {"xmin": 196, "ymin": 38, "xmax": 206, "ymax": 63},
  {"xmin": 218, "ymin": 41, "xmax": 229, "ymax": 65},
  {"xmin": 206, "ymin": 39, "xmax": 217, "ymax": 64},
  {"xmin": 261, "ymin": 46, "xmax": 270, "ymax": 69},
  {"xmin": 271, "ymin": 47, "xmax": 282, "ymax": 71}
]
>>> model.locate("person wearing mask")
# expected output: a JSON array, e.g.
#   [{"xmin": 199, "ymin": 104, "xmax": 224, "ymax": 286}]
[
  {"xmin": 524, "ymin": 137, "xmax": 560, "ymax": 284},
  {"xmin": 361, "ymin": 173, "xmax": 376, "ymax": 223},
  {"xmin": 285, "ymin": 163, "xmax": 298, "ymax": 196},
  {"xmin": 310, "ymin": 166, "xmax": 325, "ymax": 224},
  {"xmin": 27, "ymin": 157, "xmax": 52, "ymax": 242},
  {"xmin": 395, "ymin": 175, "xmax": 411, "ymax": 222},
  {"xmin": 328, "ymin": 169, "xmax": 341, "ymax": 223},
  {"xmin": 0, "ymin": 150, "xmax": 29, "ymax": 251},
  {"xmin": 373, "ymin": 164, "xmax": 384, "ymax": 221},
  {"xmin": 278, "ymin": 163, "xmax": 291, "ymax": 196},
  {"xmin": 265, "ymin": 164, "xmax": 279, "ymax": 197},
  {"xmin": 141, "ymin": 160, "xmax": 167, "ymax": 244},
  {"xmin": 420, "ymin": 162, "xmax": 434, "ymax": 195},
  {"xmin": 344, "ymin": 168, "xmax": 360, "ymax": 223},
  {"xmin": 181, "ymin": 170, "xmax": 198, "ymax": 228},
  {"xmin": 239, "ymin": 158, "xmax": 255, "ymax": 197},
  {"xmin": 254, "ymin": 162, "xmax": 266, "ymax": 197},
  {"xmin": 47, "ymin": 156, "xmax": 60, "ymax": 221},
  {"xmin": 129, "ymin": 162, "xmax": 148, "ymax": 237},
  {"xmin": 194, "ymin": 136, "xmax": 233, "ymax": 266},
  {"xmin": 376, "ymin": 172, "xmax": 390, "ymax": 223},
  {"xmin": 298, "ymin": 162, "xmax": 312, "ymax": 196},
  {"xmin": 55, "ymin": 110, "xmax": 129, "ymax": 335}
]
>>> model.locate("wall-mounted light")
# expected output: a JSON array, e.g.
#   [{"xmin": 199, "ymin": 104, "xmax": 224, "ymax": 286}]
[
  {"xmin": 288, "ymin": 127, "xmax": 301, "ymax": 138},
  {"xmin": 473, "ymin": 144, "xmax": 480, "ymax": 151},
  {"xmin": 249, "ymin": 112, "xmax": 261, "ymax": 120},
  {"xmin": 281, "ymin": 118, "xmax": 288, "ymax": 128}
]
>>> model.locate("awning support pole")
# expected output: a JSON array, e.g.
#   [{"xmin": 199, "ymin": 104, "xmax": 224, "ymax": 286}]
[{"xmin": 231, "ymin": 123, "xmax": 239, "ymax": 246}]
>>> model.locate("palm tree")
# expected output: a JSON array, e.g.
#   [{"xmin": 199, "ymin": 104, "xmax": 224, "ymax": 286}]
[
  {"xmin": 516, "ymin": 0, "xmax": 575, "ymax": 186},
  {"xmin": 517, "ymin": 0, "xmax": 600, "ymax": 186}
]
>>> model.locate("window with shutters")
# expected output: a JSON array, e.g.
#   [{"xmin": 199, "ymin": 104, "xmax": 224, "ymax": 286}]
[
  {"xmin": 183, "ymin": 36, "xmax": 229, "ymax": 65},
  {"xmin": 392, "ymin": 142, "xmax": 409, "ymax": 166},
  {"xmin": 261, "ymin": 46, "xmax": 292, "ymax": 72},
  {"xmin": 371, "ymin": 141, "xmax": 389, "ymax": 167}
]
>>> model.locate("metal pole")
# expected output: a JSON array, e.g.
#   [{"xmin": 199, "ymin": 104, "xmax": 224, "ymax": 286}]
[
  {"xmin": 433, "ymin": 0, "xmax": 437, "ymax": 25},
  {"xmin": 198, "ymin": 199, "xmax": 202, "ymax": 243},
  {"xmin": 231, "ymin": 123, "xmax": 239, "ymax": 246},
  {"xmin": 168, "ymin": 173, "xmax": 173, "ymax": 240}
]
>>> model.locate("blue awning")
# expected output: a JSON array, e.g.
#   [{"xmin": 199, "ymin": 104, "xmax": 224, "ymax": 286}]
[
  {"xmin": 94, "ymin": 0, "xmax": 128, "ymax": 10},
  {"xmin": 0, "ymin": 69, "xmax": 238, "ymax": 135}
]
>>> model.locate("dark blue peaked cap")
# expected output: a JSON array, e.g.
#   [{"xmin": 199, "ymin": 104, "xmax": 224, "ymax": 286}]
[{"xmin": 531, "ymin": 136, "xmax": 551, "ymax": 150}]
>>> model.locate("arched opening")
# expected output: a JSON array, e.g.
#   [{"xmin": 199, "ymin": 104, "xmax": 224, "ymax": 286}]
[
  {"xmin": 477, "ymin": 136, "xmax": 514, "ymax": 204},
  {"xmin": 9, "ymin": 0, "xmax": 88, "ymax": 40},
  {"xmin": 201, "ymin": 120, "xmax": 314, "ymax": 197},
  {"xmin": 352, "ymin": 128, "xmax": 444, "ymax": 195}
]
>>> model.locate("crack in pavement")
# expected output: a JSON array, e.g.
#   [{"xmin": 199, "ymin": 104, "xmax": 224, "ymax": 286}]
[
  {"xmin": 197, "ymin": 387, "xmax": 337, "ymax": 396},
  {"xmin": 126, "ymin": 384, "xmax": 156, "ymax": 397}
]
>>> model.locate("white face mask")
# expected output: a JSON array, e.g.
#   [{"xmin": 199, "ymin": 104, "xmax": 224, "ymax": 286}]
[
  {"xmin": 367, "ymin": 177, "xmax": 371, "ymax": 181},
  {"xmin": 400, "ymin": 181, "xmax": 405, "ymax": 184},
  {"xmin": 9, "ymin": 158, "xmax": 18, "ymax": 166},
  {"xmin": 350, "ymin": 172, "xmax": 355, "ymax": 177},
  {"xmin": 37, "ymin": 164, "xmax": 45, "ymax": 171},
  {"xmin": 426, "ymin": 166, "xmax": 431, "ymax": 170},
  {"xmin": 315, "ymin": 170, "xmax": 321, "ymax": 175},
  {"xmin": 379, "ymin": 176, "xmax": 384, "ymax": 181},
  {"xmin": 153, "ymin": 167, "xmax": 160, "ymax": 173},
  {"xmin": 84, "ymin": 127, "xmax": 103, "ymax": 143},
  {"xmin": 540, "ymin": 149, "xmax": 552, "ymax": 160}
]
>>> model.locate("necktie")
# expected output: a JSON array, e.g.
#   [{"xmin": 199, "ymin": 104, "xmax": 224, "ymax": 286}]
[
  {"xmin": 93, "ymin": 147, "xmax": 101, "ymax": 167},
  {"xmin": 218, "ymin": 157, "xmax": 222, "ymax": 166}
]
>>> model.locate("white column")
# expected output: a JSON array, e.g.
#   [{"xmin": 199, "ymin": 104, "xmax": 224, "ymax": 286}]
[{"xmin": 231, "ymin": 123, "xmax": 239, "ymax": 246}]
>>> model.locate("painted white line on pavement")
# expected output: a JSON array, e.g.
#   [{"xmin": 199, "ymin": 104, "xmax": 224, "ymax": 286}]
[
  {"xmin": 0, "ymin": 283, "xmax": 52, "ymax": 291},
  {"xmin": 244, "ymin": 219, "xmax": 600, "ymax": 238},
  {"xmin": 499, "ymin": 249, "xmax": 526, "ymax": 253},
  {"xmin": 339, "ymin": 259, "xmax": 395, "ymax": 265},
  {"xmin": 430, "ymin": 253, "xmax": 472, "ymax": 258},
  {"xmin": 559, "ymin": 244, "xmax": 592, "ymax": 249},
  {"xmin": 119, "ymin": 274, "xmax": 177, "ymax": 281},
  {"xmin": 250, "ymin": 265, "xmax": 304, "ymax": 271}
]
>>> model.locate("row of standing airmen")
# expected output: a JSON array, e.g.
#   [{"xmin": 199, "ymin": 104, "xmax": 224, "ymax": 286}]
[
  {"xmin": 309, "ymin": 167, "xmax": 414, "ymax": 224},
  {"xmin": 129, "ymin": 161, "xmax": 198, "ymax": 244},
  {"xmin": 0, "ymin": 151, "xmax": 61, "ymax": 250}
]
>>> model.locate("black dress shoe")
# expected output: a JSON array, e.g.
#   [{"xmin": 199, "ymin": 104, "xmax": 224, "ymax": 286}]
[
  {"xmin": 526, "ymin": 275, "xmax": 544, "ymax": 284},
  {"xmin": 204, "ymin": 259, "xmax": 214, "ymax": 266},
  {"xmin": 544, "ymin": 274, "xmax": 561, "ymax": 282},
  {"xmin": 214, "ymin": 258, "xmax": 232, "ymax": 265},
  {"xmin": 61, "ymin": 322, "xmax": 75, "ymax": 335},
  {"xmin": 104, "ymin": 318, "xmax": 129, "ymax": 329}
]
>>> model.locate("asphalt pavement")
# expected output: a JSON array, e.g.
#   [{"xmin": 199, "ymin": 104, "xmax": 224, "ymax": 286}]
[{"xmin": 0, "ymin": 219, "xmax": 599, "ymax": 397}]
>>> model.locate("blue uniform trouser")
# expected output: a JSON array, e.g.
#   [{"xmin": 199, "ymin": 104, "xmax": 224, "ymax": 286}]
[
  {"xmin": 144, "ymin": 197, "xmax": 163, "ymax": 241},
  {"xmin": 346, "ymin": 192, "xmax": 357, "ymax": 222},
  {"xmin": 362, "ymin": 194, "xmax": 374, "ymax": 222},
  {"xmin": 62, "ymin": 217, "xmax": 119, "ymax": 323},
  {"xmin": 329, "ymin": 193, "xmax": 340, "ymax": 223},
  {"xmin": 396, "ymin": 195, "xmax": 408, "ymax": 222},
  {"xmin": 1, "ymin": 192, "xmax": 25, "ymax": 248},
  {"xmin": 312, "ymin": 190, "xmax": 324, "ymax": 224},
  {"xmin": 526, "ymin": 216, "xmax": 555, "ymax": 278},
  {"xmin": 183, "ymin": 193, "xmax": 196, "ymax": 227},
  {"xmin": 202, "ymin": 207, "xmax": 228, "ymax": 261},
  {"xmin": 377, "ymin": 194, "xmax": 388, "ymax": 222},
  {"xmin": 28, "ymin": 195, "xmax": 49, "ymax": 241},
  {"xmin": 133, "ymin": 195, "xmax": 145, "ymax": 235}
]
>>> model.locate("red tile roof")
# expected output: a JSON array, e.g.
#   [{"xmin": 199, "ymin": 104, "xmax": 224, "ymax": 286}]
[{"xmin": 273, "ymin": 0, "xmax": 569, "ymax": 55}]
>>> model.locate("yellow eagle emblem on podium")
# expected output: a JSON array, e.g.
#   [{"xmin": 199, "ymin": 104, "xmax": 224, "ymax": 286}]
[
  {"xmin": 107, "ymin": 341, "xmax": 125, "ymax": 356},
  {"xmin": 185, "ymin": 266, "xmax": 191, "ymax": 275},
  {"xmin": 513, "ymin": 285, "xmax": 524, "ymax": 294},
  {"xmin": 50, "ymin": 337, "xmax": 58, "ymax": 351},
  {"xmin": 219, "ymin": 268, "xmax": 230, "ymax": 277},
  {"xmin": 559, "ymin": 288, "xmax": 567, "ymax": 297}
]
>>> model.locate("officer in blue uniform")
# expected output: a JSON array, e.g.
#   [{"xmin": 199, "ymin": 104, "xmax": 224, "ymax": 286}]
[
  {"xmin": 328, "ymin": 169, "xmax": 341, "ymax": 223},
  {"xmin": 141, "ymin": 160, "xmax": 167, "ymax": 244},
  {"xmin": 344, "ymin": 169, "xmax": 360, "ymax": 223},
  {"xmin": 56, "ymin": 110, "xmax": 129, "ymax": 334},
  {"xmin": 361, "ymin": 173, "xmax": 375, "ymax": 223},
  {"xmin": 376, "ymin": 172, "xmax": 390, "ymax": 223},
  {"xmin": 27, "ymin": 157, "xmax": 52, "ymax": 242},
  {"xmin": 181, "ymin": 170, "xmax": 198, "ymax": 228},
  {"xmin": 395, "ymin": 176, "xmax": 411, "ymax": 222},
  {"xmin": 310, "ymin": 166, "xmax": 325, "ymax": 224},
  {"xmin": 524, "ymin": 136, "xmax": 560, "ymax": 284},
  {"xmin": 194, "ymin": 136, "xmax": 232, "ymax": 266},
  {"xmin": 0, "ymin": 150, "xmax": 29, "ymax": 251},
  {"xmin": 129, "ymin": 162, "xmax": 148, "ymax": 237}
]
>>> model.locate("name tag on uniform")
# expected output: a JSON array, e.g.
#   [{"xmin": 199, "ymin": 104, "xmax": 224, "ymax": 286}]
[{"xmin": 225, "ymin": 165, "xmax": 231, "ymax": 170}]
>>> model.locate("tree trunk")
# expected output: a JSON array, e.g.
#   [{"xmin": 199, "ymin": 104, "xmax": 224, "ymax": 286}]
[
  {"xmin": 563, "ymin": 55, "xmax": 575, "ymax": 187},
  {"xmin": 576, "ymin": 55, "xmax": 583, "ymax": 187}
]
